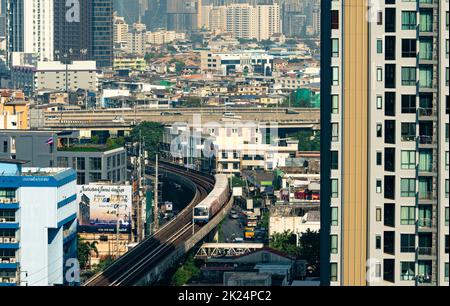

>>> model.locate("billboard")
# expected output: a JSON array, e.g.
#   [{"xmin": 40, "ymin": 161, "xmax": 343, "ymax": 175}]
[{"xmin": 77, "ymin": 185, "xmax": 132, "ymax": 233}]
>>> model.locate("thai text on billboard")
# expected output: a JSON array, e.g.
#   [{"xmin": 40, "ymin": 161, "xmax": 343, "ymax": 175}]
[{"xmin": 77, "ymin": 185, "xmax": 132, "ymax": 233}]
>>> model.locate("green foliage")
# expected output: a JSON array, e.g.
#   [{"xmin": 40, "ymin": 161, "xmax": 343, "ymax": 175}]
[
  {"xmin": 91, "ymin": 135, "xmax": 100, "ymax": 144},
  {"xmin": 92, "ymin": 256, "xmax": 115, "ymax": 274},
  {"xmin": 231, "ymin": 176, "xmax": 246, "ymax": 188},
  {"xmin": 171, "ymin": 253, "xmax": 201, "ymax": 286},
  {"xmin": 168, "ymin": 59, "xmax": 185, "ymax": 73},
  {"xmin": 167, "ymin": 45, "xmax": 178, "ymax": 53},
  {"xmin": 130, "ymin": 121, "xmax": 164, "ymax": 157},
  {"xmin": 144, "ymin": 53, "xmax": 162, "ymax": 62},
  {"xmin": 77, "ymin": 236, "xmax": 99, "ymax": 270},
  {"xmin": 260, "ymin": 211, "xmax": 269, "ymax": 230},
  {"xmin": 269, "ymin": 230, "xmax": 301, "ymax": 258},
  {"xmin": 298, "ymin": 229, "xmax": 320, "ymax": 276},
  {"xmin": 288, "ymin": 130, "xmax": 320, "ymax": 151},
  {"xmin": 106, "ymin": 137, "xmax": 125, "ymax": 150}
]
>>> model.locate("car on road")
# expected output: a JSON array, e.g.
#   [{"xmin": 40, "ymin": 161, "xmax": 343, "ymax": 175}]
[
  {"xmin": 230, "ymin": 209, "xmax": 237, "ymax": 215},
  {"xmin": 230, "ymin": 213, "xmax": 239, "ymax": 219}
]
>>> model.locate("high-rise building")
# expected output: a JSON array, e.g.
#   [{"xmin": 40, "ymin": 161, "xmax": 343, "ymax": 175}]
[
  {"xmin": 127, "ymin": 23, "xmax": 147, "ymax": 55},
  {"xmin": 113, "ymin": 13, "xmax": 129, "ymax": 45},
  {"xmin": 226, "ymin": 3, "xmax": 280, "ymax": 41},
  {"xmin": 8, "ymin": 0, "xmax": 113, "ymax": 68},
  {"xmin": 320, "ymin": 1, "xmax": 449, "ymax": 286},
  {"xmin": 7, "ymin": 0, "xmax": 55, "ymax": 61},
  {"xmin": 54, "ymin": 0, "xmax": 91, "ymax": 62},
  {"xmin": 166, "ymin": 0, "xmax": 201, "ymax": 32},
  {"xmin": 90, "ymin": 0, "xmax": 114, "ymax": 68}
]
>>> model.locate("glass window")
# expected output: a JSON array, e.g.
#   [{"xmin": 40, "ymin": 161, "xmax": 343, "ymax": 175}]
[
  {"xmin": 401, "ymin": 151, "xmax": 416, "ymax": 169},
  {"xmin": 331, "ymin": 207, "xmax": 338, "ymax": 226},
  {"xmin": 331, "ymin": 179, "xmax": 339, "ymax": 198},
  {"xmin": 330, "ymin": 263, "xmax": 338, "ymax": 282},
  {"xmin": 401, "ymin": 67, "xmax": 416, "ymax": 86},
  {"xmin": 402, "ymin": 11, "xmax": 416, "ymax": 30},
  {"xmin": 400, "ymin": 262, "xmax": 415, "ymax": 281},
  {"xmin": 401, "ymin": 178, "xmax": 416, "ymax": 197},
  {"xmin": 332, "ymin": 38, "xmax": 339, "ymax": 57},
  {"xmin": 377, "ymin": 39, "xmax": 383, "ymax": 54},
  {"xmin": 330, "ymin": 235, "xmax": 338, "ymax": 254},
  {"xmin": 401, "ymin": 206, "xmax": 415, "ymax": 225},
  {"xmin": 401, "ymin": 234, "xmax": 416, "ymax": 253},
  {"xmin": 331, "ymin": 95, "xmax": 339, "ymax": 114}
]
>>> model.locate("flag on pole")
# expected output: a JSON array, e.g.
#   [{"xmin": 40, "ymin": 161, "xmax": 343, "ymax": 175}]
[{"xmin": 46, "ymin": 137, "xmax": 54, "ymax": 145}]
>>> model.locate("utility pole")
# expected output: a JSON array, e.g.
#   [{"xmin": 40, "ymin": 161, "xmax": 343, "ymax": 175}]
[
  {"xmin": 136, "ymin": 130, "xmax": 143, "ymax": 242},
  {"xmin": 115, "ymin": 194, "xmax": 120, "ymax": 259},
  {"xmin": 153, "ymin": 154, "xmax": 159, "ymax": 234}
]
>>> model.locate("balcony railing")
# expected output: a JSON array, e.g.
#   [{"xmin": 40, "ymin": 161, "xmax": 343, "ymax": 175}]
[
  {"xmin": 418, "ymin": 135, "xmax": 435, "ymax": 145},
  {"xmin": 0, "ymin": 218, "xmax": 17, "ymax": 223},
  {"xmin": 417, "ymin": 108, "xmax": 434, "ymax": 117},
  {"xmin": 418, "ymin": 191, "xmax": 434, "ymax": 200},
  {"xmin": 416, "ymin": 274, "xmax": 433, "ymax": 284},
  {"xmin": 0, "ymin": 198, "xmax": 18, "ymax": 204},
  {"xmin": 418, "ymin": 218, "xmax": 433, "ymax": 228},
  {"xmin": 417, "ymin": 247, "xmax": 433, "ymax": 256},
  {"xmin": 0, "ymin": 257, "xmax": 17, "ymax": 264}
]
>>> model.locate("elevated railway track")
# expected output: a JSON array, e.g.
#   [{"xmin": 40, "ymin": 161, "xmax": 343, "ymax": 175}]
[{"xmin": 84, "ymin": 162, "xmax": 227, "ymax": 286}]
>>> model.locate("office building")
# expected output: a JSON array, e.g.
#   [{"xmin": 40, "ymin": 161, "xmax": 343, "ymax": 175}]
[
  {"xmin": 0, "ymin": 159, "xmax": 77, "ymax": 286},
  {"xmin": 320, "ymin": 1, "xmax": 449, "ymax": 286}
]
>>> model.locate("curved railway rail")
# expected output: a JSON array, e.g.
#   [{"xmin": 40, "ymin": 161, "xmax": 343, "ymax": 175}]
[{"xmin": 84, "ymin": 162, "xmax": 215, "ymax": 286}]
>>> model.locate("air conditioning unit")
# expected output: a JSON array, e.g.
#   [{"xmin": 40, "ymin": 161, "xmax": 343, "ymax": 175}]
[
  {"xmin": 2, "ymin": 259, "xmax": 10, "ymax": 263},
  {"xmin": 3, "ymin": 238, "xmax": 10, "ymax": 243},
  {"xmin": 4, "ymin": 198, "xmax": 9, "ymax": 203},
  {"xmin": 12, "ymin": 198, "xmax": 17, "ymax": 203},
  {"xmin": 0, "ymin": 237, "xmax": 3, "ymax": 243},
  {"xmin": 9, "ymin": 258, "xmax": 16, "ymax": 263},
  {"xmin": 0, "ymin": 219, "xmax": 6, "ymax": 223},
  {"xmin": 9, "ymin": 278, "xmax": 16, "ymax": 284},
  {"xmin": 10, "ymin": 238, "xmax": 17, "ymax": 243},
  {"xmin": 0, "ymin": 198, "xmax": 4, "ymax": 203}
]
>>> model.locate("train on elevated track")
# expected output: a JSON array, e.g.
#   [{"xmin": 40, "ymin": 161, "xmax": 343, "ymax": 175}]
[{"xmin": 193, "ymin": 174, "xmax": 230, "ymax": 224}]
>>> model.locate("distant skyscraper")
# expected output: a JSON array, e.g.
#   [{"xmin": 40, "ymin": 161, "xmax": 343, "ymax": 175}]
[
  {"xmin": 54, "ymin": 0, "xmax": 91, "ymax": 62},
  {"xmin": 53, "ymin": 0, "xmax": 113, "ymax": 68},
  {"xmin": 91, "ymin": 0, "xmax": 114, "ymax": 68},
  {"xmin": 7, "ymin": 0, "xmax": 55, "ymax": 61},
  {"xmin": 166, "ymin": 0, "xmax": 201, "ymax": 32},
  {"xmin": 143, "ymin": 0, "xmax": 167, "ymax": 30}
]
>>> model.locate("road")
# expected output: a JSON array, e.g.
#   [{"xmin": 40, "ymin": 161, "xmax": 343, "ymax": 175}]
[{"xmin": 219, "ymin": 205, "xmax": 245, "ymax": 243}]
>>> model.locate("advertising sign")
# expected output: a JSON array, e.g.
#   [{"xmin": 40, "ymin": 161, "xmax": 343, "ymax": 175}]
[{"xmin": 77, "ymin": 185, "xmax": 132, "ymax": 233}]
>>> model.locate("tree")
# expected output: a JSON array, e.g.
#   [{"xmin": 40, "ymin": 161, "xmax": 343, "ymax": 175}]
[
  {"xmin": 171, "ymin": 253, "xmax": 201, "ymax": 286},
  {"xmin": 288, "ymin": 130, "xmax": 320, "ymax": 151},
  {"xmin": 106, "ymin": 137, "xmax": 125, "ymax": 150},
  {"xmin": 298, "ymin": 229, "xmax": 320, "ymax": 276},
  {"xmin": 269, "ymin": 230, "xmax": 301, "ymax": 258},
  {"xmin": 129, "ymin": 121, "xmax": 164, "ymax": 157},
  {"xmin": 77, "ymin": 236, "xmax": 99, "ymax": 270}
]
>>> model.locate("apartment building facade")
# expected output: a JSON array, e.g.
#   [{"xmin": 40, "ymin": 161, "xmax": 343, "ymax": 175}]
[
  {"xmin": 0, "ymin": 159, "xmax": 77, "ymax": 286},
  {"xmin": 321, "ymin": 0, "xmax": 449, "ymax": 286}
]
